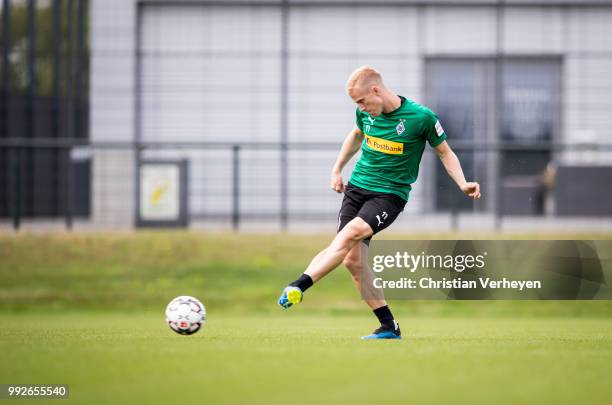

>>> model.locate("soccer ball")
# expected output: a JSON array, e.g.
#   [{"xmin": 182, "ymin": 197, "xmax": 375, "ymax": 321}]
[{"xmin": 165, "ymin": 296, "xmax": 206, "ymax": 335}]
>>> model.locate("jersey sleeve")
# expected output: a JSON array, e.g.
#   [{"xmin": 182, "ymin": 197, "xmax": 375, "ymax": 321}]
[
  {"xmin": 355, "ymin": 108, "xmax": 364, "ymax": 131},
  {"xmin": 423, "ymin": 113, "xmax": 447, "ymax": 148}
]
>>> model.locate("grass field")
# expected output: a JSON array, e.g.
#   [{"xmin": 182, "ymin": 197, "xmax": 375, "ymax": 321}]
[
  {"xmin": 1, "ymin": 313, "xmax": 612, "ymax": 404},
  {"xmin": 1, "ymin": 232, "xmax": 612, "ymax": 404}
]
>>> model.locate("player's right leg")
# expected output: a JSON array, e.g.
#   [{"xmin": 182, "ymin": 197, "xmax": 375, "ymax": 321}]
[{"xmin": 278, "ymin": 184, "xmax": 366, "ymax": 309}]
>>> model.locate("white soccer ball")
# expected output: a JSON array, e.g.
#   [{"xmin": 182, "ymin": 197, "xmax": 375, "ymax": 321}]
[{"xmin": 165, "ymin": 296, "xmax": 206, "ymax": 335}]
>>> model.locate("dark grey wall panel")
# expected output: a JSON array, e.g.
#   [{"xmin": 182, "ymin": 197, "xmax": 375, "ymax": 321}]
[{"xmin": 555, "ymin": 166, "xmax": 612, "ymax": 216}]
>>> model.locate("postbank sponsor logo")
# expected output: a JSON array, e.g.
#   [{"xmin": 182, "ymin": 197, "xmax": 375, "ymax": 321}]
[{"xmin": 364, "ymin": 134, "xmax": 404, "ymax": 155}]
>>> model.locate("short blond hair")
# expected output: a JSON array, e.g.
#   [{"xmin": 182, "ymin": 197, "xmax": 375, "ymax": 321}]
[{"xmin": 346, "ymin": 65, "xmax": 383, "ymax": 95}]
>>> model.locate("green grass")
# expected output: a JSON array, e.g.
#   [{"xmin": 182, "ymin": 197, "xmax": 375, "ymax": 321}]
[
  {"xmin": 2, "ymin": 231, "xmax": 612, "ymax": 315},
  {"xmin": 0, "ymin": 232, "xmax": 326, "ymax": 311},
  {"xmin": 1, "ymin": 312, "xmax": 611, "ymax": 404},
  {"xmin": 1, "ymin": 232, "xmax": 612, "ymax": 403}
]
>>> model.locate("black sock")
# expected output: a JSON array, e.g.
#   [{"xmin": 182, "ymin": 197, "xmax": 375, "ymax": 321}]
[
  {"xmin": 289, "ymin": 273, "xmax": 313, "ymax": 292},
  {"xmin": 373, "ymin": 305, "xmax": 396, "ymax": 329}
]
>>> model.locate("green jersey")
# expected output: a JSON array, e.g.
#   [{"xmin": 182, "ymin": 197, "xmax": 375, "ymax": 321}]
[{"xmin": 350, "ymin": 96, "xmax": 447, "ymax": 201}]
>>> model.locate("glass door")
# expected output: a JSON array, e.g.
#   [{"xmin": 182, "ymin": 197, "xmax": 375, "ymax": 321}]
[
  {"xmin": 426, "ymin": 58, "xmax": 561, "ymax": 215},
  {"xmin": 426, "ymin": 59, "xmax": 495, "ymax": 212}
]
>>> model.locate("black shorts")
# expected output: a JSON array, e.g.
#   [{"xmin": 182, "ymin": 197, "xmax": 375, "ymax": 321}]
[{"xmin": 337, "ymin": 182, "xmax": 407, "ymax": 242}]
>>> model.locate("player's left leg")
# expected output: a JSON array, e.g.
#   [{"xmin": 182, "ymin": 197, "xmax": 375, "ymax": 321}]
[
  {"xmin": 343, "ymin": 242, "xmax": 401, "ymax": 339},
  {"xmin": 343, "ymin": 192, "xmax": 406, "ymax": 338},
  {"xmin": 343, "ymin": 242, "xmax": 386, "ymax": 309}
]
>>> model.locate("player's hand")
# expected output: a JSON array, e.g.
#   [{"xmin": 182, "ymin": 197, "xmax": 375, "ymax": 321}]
[
  {"xmin": 460, "ymin": 182, "xmax": 481, "ymax": 200},
  {"xmin": 330, "ymin": 171, "xmax": 345, "ymax": 193}
]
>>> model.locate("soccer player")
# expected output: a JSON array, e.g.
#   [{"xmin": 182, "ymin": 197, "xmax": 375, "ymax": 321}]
[{"xmin": 278, "ymin": 66, "xmax": 481, "ymax": 339}]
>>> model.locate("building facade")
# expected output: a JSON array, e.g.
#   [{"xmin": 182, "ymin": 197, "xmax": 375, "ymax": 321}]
[{"xmin": 90, "ymin": 0, "xmax": 612, "ymax": 229}]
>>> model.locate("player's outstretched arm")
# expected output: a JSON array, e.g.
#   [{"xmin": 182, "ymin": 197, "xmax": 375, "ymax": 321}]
[
  {"xmin": 331, "ymin": 126, "xmax": 364, "ymax": 193},
  {"xmin": 434, "ymin": 140, "xmax": 481, "ymax": 200}
]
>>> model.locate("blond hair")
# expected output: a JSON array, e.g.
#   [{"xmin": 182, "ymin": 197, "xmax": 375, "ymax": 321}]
[{"xmin": 346, "ymin": 65, "xmax": 383, "ymax": 95}]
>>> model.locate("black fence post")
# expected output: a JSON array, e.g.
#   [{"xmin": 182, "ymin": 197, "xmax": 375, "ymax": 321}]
[
  {"xmin": 495, "ymin": 149, "xmax": 504, "ymax": 229},
  {"xmin": 493, "ymin": 0, "xmax": 505, "ymax": 231},
  {"xmin": 12, "ymin": 146, "xmax": 22, "ymax": 230},
  {"xmin": 52, "ymin": 0, "xmax": 62, "ymax": 215},
  {"xmin": 232, "ymin": 145, "xmax": 241, "ymax": 231},
  {"xmin": 64, "ymin": 0, "xmax": 75, "ymax": 230}
]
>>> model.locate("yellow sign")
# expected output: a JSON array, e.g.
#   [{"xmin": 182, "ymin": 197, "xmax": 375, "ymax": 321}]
[
  {"xmin": 364, "ymin": 134, "xmax": 404, "ymax": 155},
  {"xmin": 140, "ymin": 165, "xmax": 180, "ymax": 221}
]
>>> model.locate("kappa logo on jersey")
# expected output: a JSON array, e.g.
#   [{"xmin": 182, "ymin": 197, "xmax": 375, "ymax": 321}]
[
  {"xmin": 364, "ymin": 134, "xmax": 404, "ymax": 155},
  {"xmin": 435, "ymin": 120, "xmax": 444, "ymax": 137},
  {"xmin": 367, "ymin": 116, "xmax": 375, "ymax": 125},
  {"xmin": 396, "ymin": 119, "xmax": 406, "ymax": 135}
]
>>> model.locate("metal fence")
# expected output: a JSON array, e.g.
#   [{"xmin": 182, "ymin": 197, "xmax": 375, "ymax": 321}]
[{"xmin": 2, "ymin": 138, "xmax": 612, "ymax": 231}]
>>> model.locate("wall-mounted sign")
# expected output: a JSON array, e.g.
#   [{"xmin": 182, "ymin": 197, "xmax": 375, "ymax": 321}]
[{"xmin": 137, "ymin": 160, "xmax": 188, "ymax": 228}]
